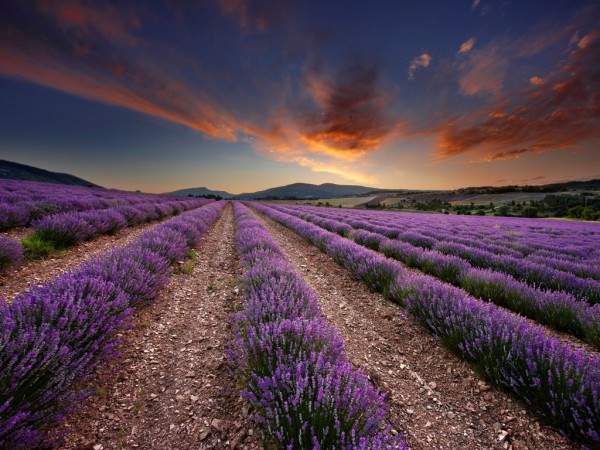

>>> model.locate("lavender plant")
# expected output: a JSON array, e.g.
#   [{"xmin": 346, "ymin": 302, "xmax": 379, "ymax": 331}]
[
  {"xmin": 0, "ymin": 236, "xmax": 24, "ymax": 272},
  {"xmin": 232, "ymin": 203, "xmax": 406, "ymax": 449}
]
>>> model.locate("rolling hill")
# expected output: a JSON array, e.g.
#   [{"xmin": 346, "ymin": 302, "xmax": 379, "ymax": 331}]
[
  {"xmin": 166, "ymin": 187, "xmax": 233, "ymax": 198},
  {"xmin": 234, "ymin": 183, "xmax": 380, "ymax": 199},
  {"xmin": 0, "ymin": 159, "xmax": 99, "ymax": 187}
]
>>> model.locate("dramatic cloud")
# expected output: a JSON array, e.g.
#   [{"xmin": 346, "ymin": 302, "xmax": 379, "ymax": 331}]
[
  {"xmin": 2, "ymin": 0, "xmax": 598, "ymax": 187},
  {"xmin": 438, "ymin": 34, "xmax": 600, "ymax": 158},
  {"xmin": 485, "ymin": 148, "xmax": 532, "ymax": 161},
  {"xmin": 216, "ymin": 0, "xmax": 290, "ymax": 32},
  {"xmin": 458, "ymin": 37, "xmax": 476, "ymax": 54},
  {"xmin": 0, "ymin": 1, "xmax": 392, "ymax": 184},
  {"xmin": 0, "ymin": 19, "xmax": 243, "ymax": 141},
  {"xmin": 458, "ymin": 45, "xmax": 507, "ymax": 95},
  {"xmin": 529, "ymin": 76, "xmax": 544, "ymax": 86},
  {"xmin": 408, "ymin": 52, "xmax": 432, "ymax": 79},
  {"xmin": 578, "ymin": 31, "xmax": 599, "ymax": 49},
  {"xmin": 300, "ymin": 64, "xmax": 395, "ymax": 158},
  {"xmin": 37, "ymin": 0, "xmax": 141, "ymax": 46},
  {"xmin": 457, "ymin": 17, "xmax": 585, "ymax": 97},
  {"xmin": 292, "ymin": 156, "xmax": 377, "ymax": 185}
]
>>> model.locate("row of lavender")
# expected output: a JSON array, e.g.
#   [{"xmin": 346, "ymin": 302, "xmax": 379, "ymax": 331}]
[
  {"xmin": 0, "ymin": 179, "xmax": 187, "ymax": 231},
  {"xmin": 0, "ymin": 201, "xmax": 224, "ymax": 448},
  {"xmin": 0, "ymin": 198, "xmax": 210, "ymax": 273},
  {"xmin": 29, "ymin": 198, "xmax": 211, "ymax": 249},
  {"xmin": 251, "ymin": 203, "xmax": 600, "ymax": 446},
  {"xmin": 231, "ymin": 203, "xmax": 405, "ymax": 449},
  {"xmin": 285, "ymin": 204, "xmax": 600, "ymax": 272},
  {"xmin": 339, "ymin": 206, "xmax": 600, "ymax": 260},
  {"xmin": 290, "ymin": 205, "xmax": 600, "ymax": 270},
  {"xmin": 269, "ymin": 205, "xmax": 600, "ymax": 348},
  {"xmin": 279, "ymin": 205, "xmax": 600, "ymax": 303}
]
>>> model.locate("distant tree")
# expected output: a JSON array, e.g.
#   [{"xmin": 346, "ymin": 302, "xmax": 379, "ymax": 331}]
[
  {"xmin": 521, "ymin": 206, "xmax": 538, "ymax": 218},
  {"xmin": 495, "ymin": 205, "xmax": 510, "ymax": 216}
]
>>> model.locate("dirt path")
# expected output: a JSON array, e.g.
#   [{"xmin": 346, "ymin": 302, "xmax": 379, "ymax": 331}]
[
  {"xmin": 257, "ymin": 212, "xmax": 576, "ymax": 450},
  {"xmin": 56, "ymin": 204, "xmax": 260, "ymax": 450},
  {"xmin": 0, "ymin": 227, "xmax": 30, "ymax": 241},
  {"xmin": 0, "ymin": 222, "xmax": 156, "ymax": 302}
]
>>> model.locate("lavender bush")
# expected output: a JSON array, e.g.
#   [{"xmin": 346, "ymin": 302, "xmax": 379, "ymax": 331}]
[
  {"xmin": 24, "ymin": 198, "xmax": 206, "ymax": 258},
  {"xmin": 0, "ymin": 236, "xmax": 24, "ymax": 273},
  {"xmin": 0, "ymin": 201, "xmax": 225, "ymax": 448},
  {"xmin": 0, "ymin": 204, "xmax": 29, "ymax": 231},
  {"xmin": 232, "ymin": 203, "xmax": 405, "ymax": 449},
  {"xmin": 0, "ymin": 178, "xmax": 212, "ymax": 230}
]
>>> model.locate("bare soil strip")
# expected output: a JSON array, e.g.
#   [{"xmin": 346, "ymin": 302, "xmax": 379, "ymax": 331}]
[
  {"xmin": 0, "ymin": 227, "xmax": 31, "ymax": 241},
  {"xmin": 0, "ymin": 223, "xmax": 155, "ymax": 301},
  {"xmin": 56, "ymin": 205, "xmax": 260, "ymax": 450},
  {"xmin": 258, "ymin": 212, "xmax": 576, "ymax": 450}
]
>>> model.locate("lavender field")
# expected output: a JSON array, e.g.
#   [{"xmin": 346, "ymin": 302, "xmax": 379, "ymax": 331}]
[{"xmin": 1, "ymin": 181, "xmax": 599, "ymax": 449}]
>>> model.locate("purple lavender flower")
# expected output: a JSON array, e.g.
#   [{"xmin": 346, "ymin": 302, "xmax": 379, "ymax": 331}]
[{"xmin": 0, "ymin": 236, "xmax": 24, "ymax": 272}]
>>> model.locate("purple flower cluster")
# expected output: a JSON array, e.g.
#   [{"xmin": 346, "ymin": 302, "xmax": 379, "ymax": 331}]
[
  {"xmin": 0, "ymin": 204, "xmax": 29, "ymax": 230},
  {"xmin": 275, "ymin": 205, "xmax": 600, "ymax": 304},
  {"xmin": 251, "ymin": 202, "xmax": 600, "ymax": 446},
  {"xmin": 0, "ymin": 236, "xmax": 23, "ymax": 273},
  {"xmin": 0, "ymin": 178, "xmax": 210, "ymax": 231},
  {"xmin": 232, "ymin": 203, "xmax": 406, "ymax": 449},
  {"xmin": 0, "ymin": 201, "xmax": 225, "ymax": 448},
  {"xmin": 30, "ymin": 199, "xmax": 205, "ymax": 249}
]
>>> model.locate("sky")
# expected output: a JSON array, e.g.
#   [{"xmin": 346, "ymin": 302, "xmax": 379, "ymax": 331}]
[{"xmin": 0, "ymin": 0, "xmax": 599, "ymax": 193}]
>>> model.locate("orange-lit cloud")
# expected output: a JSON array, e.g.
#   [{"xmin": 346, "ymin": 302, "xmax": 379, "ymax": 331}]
[
  {"xmin": 457, "ymin": 18, "xmax": 583, "ymax": 97},
  {"xmin": 292, "ymin": 156, "xmax": 378, "ymax": 185},
  {"xmin": 408, "ymin": 52, "xmax": 432, "ymax": 79},
  {"xmin": 240, "ymin": 63, "xmax": 400, "ymax": 172},
  {"xmin": 578, "ymin": 31, "xmax": 599, "ymax": 49},
  {"xmin": 529, "ymin": 76, "xmax": 544, "ymax": 86},
  {"xmin": 484, "ymin": 148, "xmax": 532, "ymax": 161},
  {"xmin": 37, "ymin": 0, "xmax": 141, "ymax": 47},
  {"xmin": 458, "ymin": 45, "xmax": 507, "ymax": 95},
  {"xmin": 0, "ymin": 41, "xmax": 242, "ymax": 141},
  {"xmin": 459, "ymin": 37, "xmax": 476, "ymax": 54},
  {"xmin": 300, "ymin": 64, "xmax": 396, "ymax": 159},
  {"xmin": 216, "ymin": 0, "xmax": 289, "ymax": 32},
  {"xmin": 438, "ymin": 34, "xmax": 600, "ymax": 158}
]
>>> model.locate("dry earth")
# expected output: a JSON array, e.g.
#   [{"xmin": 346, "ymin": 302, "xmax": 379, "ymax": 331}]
[
  {"xmin": 55, "ymin": 204, "xmax": 260, "ymax": 450},
  {"xmin": 256, "ymin": 211, "xmax": 577, "ymax": 450},
  {"xmin": 0, "ymin": 222, "xmax": 155, "ymax": 302}
]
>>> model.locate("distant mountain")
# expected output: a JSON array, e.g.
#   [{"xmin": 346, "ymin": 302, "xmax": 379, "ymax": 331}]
[
  {"xmin": 0, "ymin": 160, "xmax": 98, "ymax": 187},
  {"xmin": 167, "ymin": 187, "xmax": 233, "ymax": 198},
  {"xmin": 234, "ymin": 183, "xmax": 381, "ymax": 200},
  {"xmin": 454, "ymin": 179, "xmax": 600, "ymax": 195}
]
